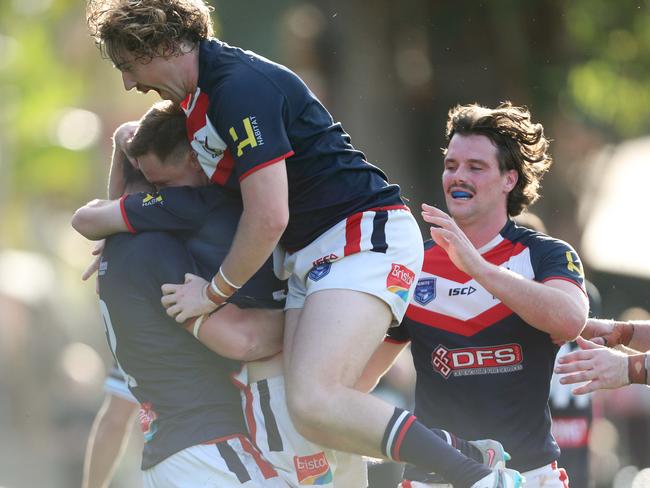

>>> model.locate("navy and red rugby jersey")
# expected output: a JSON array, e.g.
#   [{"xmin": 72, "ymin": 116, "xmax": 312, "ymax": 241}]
[
  {"xmin": 120, "ymin": 185, "xmax": 286, "ymax": 308},
  {"xmin": 99, "ymin": 232, "xmax": 246, "ymax": 469},
  {"xmin": 181, "ymin": 39, "xmax": 403, "ymax": 251},
  {"xmin": 387, "ymin": 220, "xmax": 586, "ymax": 472}
]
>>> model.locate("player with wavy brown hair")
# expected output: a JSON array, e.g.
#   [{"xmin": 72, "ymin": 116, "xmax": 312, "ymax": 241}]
[
  {"xmin": 359, "ymin": 102, "xmax": 588, "ymax": 487},
  {"xmin": 444, "ymin": 101, "xmax": 552, "ymax": 217}
]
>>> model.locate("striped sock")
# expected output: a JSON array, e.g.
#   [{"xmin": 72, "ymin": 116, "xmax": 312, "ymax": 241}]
[
  {"xmin": 381, "ymin": 407, "xmax": 416, "ymax": 461},
  {"xmin": 381, "ymin": 408, "xmax": 491, "ymax": 488}
]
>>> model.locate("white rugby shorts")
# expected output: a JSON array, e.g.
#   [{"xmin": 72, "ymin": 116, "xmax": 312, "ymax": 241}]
[
  {"xmin": 282, "ymin": 207, "xmax": 424, "ymax": 324},
  {"xmin": 234, "ymin": 371, "xmax": 368, "ymax": 488},
  {"xmin": 398, "ymin": 461, "xmax": 569, "ymax": 488},
  {"xmin": 143, "ymin": 434, "xmax": 289, "ymax": 488}
]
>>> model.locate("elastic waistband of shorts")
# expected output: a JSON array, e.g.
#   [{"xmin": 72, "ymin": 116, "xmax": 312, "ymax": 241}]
[
  {"xmin": 285, "ymin": 204, "xmax": 411, "ymax": 254},
  {"xmin": 359, "ymin": 204, "xmax": 410, "ymax": 213}
]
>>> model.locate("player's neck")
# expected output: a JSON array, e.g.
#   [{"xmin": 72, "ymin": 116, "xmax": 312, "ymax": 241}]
[
  {"xmin": 456, "ymin": 214, "xmax": 509, "ymax": 250},
  {"xmin": 178, "ymin": 45, "xmax": 200, "ymax": 95}
]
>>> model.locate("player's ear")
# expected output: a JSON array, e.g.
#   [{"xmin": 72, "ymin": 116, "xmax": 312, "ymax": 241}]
[
  {"xmin": 189, "ymin": 150, "xmax": 201, "ymax": 171},
  {"xmin": 504, "ymin": 169, "xmax": 518, "ymax": 193}
]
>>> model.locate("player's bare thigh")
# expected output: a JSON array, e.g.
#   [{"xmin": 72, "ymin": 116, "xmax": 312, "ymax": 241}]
[
  {"xmin": 282, "ymin": 307, "xmax": 302, "ymax": 374},
  {"xmin": 286, "ymin": 288, "xmax": 393, "ymax": 389}
]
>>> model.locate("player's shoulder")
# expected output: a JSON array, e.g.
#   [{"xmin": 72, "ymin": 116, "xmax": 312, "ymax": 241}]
[
  {"xmin": 204, "ymin": 39, "xmax": 305, "ymax": 103},
  {"xmin": 503, "ymin": 219, "xmax": 576, "ymax": 254}
]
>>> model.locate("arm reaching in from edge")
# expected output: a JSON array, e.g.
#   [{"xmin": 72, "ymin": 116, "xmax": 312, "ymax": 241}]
[
  {"xmin": 555, "ymin": 336, "xmax": 649, "ymax": 394},
  {"xmin": 581, "ymin": 318, "xmax": 650, "ymax": 352}
]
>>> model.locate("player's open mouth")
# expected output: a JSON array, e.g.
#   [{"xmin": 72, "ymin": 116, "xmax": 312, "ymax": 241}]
[{"xmin": 450, "ymin": 190, "xmax": 473, "ymax": 200}]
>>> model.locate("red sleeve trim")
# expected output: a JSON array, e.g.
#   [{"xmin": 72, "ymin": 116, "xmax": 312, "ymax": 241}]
[
  {"xmin": 384, "ymin": 337, "xmax": 409, "ymax": 345},
  {"xmin": 541, "ymin": 276, "xmax": 587, "ymax": 296},
  {"xmin": 119, "ymin": 195, "xmax": 136, "ymax": 234},
  {"xmin": 238, "ymin": 151, "xmax": 294, "ymax": 182}
]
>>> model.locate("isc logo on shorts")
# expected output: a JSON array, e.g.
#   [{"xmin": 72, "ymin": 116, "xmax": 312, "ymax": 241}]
[
  {"xmin": 431, "ymin": 344, "xmax": 523, "ymax": 379},
  {"xmin": 293, "ymin": 452, "xmax": 333, "ymax": 485}
]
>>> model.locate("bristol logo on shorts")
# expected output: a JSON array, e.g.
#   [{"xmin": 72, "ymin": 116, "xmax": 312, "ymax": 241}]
[
  {"xmin": 308, "ymin": 262, "xmax": 332, "ymax": 281},
  {"xmin": 139, "ymin": 402, "xmax": 159, "ymax": 443},
  {"xmin": 431, "ymin": 344, "xmax": 523, "ymax": 379},
  {"xmin": 414, "ymin": 277, "xmax": 436, "ymax": 305},
  {"xmin": 293, "ymin": 452, "xmax": 333, "ymax": 485},
  {"xmin": 386, "ymin": 263, "xmax": 415, "ymax": 302}
]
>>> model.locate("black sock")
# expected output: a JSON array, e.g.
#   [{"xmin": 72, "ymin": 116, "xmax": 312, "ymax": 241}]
[
  {"xmin": 430, "ymin": 428, "xmax": 484, "ymax": 463},
  {"xmin": 381, "ymin": 408, "xmax": 491, "ymax": 488}
]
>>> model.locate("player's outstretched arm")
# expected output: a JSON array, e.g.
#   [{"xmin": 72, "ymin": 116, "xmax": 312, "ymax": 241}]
[
  {"xmin": 72, "ymin": 199, "xmax": 128, "ymax": 240},
  {"xmin": 555, "ymin": 336, "xmax": 649, "ymax": 394},
  {"xmin": 582, "ymin": 318, "xmax": 650, "ymax": 352}
]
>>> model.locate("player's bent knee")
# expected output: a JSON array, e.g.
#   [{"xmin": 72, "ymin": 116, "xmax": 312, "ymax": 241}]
[{"xmin": 285, "ymin": 383, "xmax": 334, "ymax": 442}]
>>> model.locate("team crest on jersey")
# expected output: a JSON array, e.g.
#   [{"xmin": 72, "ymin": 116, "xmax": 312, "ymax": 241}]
[
  {"xmin": 414, "ymin": 277, "xmax": 436, "ymax": 305},
  {"xmin": 308, "ymin": 262, "xmax": 332, "ymax": 281},
  {"xmin": 197, "ymin": 134, "xmax": 224, "ymax": 159},
  {"xmin": 386, "ymin": 263, "xmax": 415, "ymax": 302},
  {"xmin": 141, "ymin": 193, "xmax": 163, "ymax": 207},
  {"xmin": 293, "ymin": 452, "xmax": 333, "ymax": 485},
  {"xmin": 431, "ymin": 344, "xmax": 523, "ymax": 379},
  {"xmin": 139, "ymin": 402, "xmax": 159, "ymax": 442}
]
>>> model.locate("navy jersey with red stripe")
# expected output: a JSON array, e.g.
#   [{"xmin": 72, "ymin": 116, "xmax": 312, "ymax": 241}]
[
  {"xmin": 387, "ymin": 220, "xmax": 586, "ymax": 472},
  {"xmin": 121, "ymin": 185, "xmax": 286, "ymax": 308},
  {"xmin": 182, "ymin": 39, "xmax": 403, "ymax": 251},
  {"xmin": 98, "ymin": 232, "xmax": 246, "ymax": 469}
]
